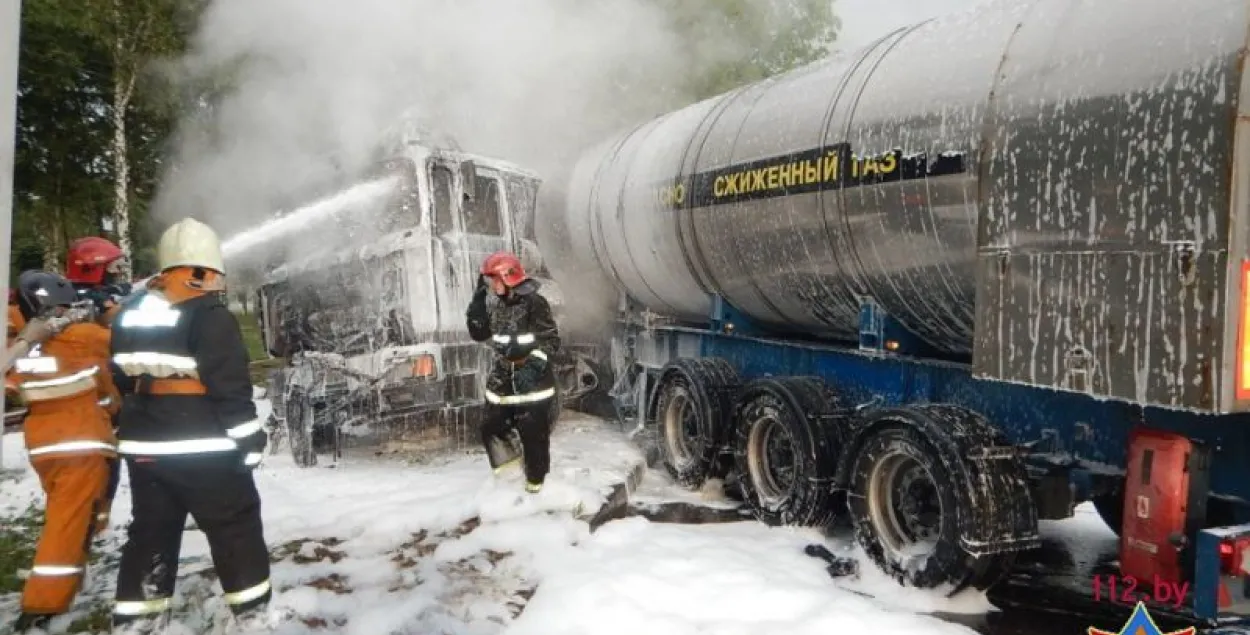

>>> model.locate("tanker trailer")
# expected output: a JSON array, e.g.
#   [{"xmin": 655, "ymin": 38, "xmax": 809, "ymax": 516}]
[{"xmin": 550, "ymin": 0, "xmax": 1250, "ymax": 623}]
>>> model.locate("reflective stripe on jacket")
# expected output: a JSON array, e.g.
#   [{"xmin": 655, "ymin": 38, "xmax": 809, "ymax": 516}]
[{"xmin": 10, "ymin": 322, "xmax": 119, "ymax": 459}]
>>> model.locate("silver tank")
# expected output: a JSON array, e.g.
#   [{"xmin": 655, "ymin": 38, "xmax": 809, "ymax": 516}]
[{"xmin": 553, "ymin": 0, "xmax": 1250, "ymax": 413}]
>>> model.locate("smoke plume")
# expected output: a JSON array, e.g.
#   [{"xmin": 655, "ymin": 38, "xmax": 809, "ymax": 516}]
[
  {"xmin": 154, "ymin": 0, "xmax": 827, "ymax": 232},
  {"xmin": 150, "ymin": 0, "xmax": 836, "ymax": 338}
]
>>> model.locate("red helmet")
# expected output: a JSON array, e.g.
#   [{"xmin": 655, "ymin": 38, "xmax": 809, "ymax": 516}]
[
  {"xmin": 480, "ymin": 251, "xmax": 527, "ymax": 288},
  {"xmin": 66, "ymin": 237, "xmax": 124, "ymax": 285}
]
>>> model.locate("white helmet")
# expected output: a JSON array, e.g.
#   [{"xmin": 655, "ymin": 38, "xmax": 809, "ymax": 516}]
[{"xmin": 158, "ymin": 218, "xmax": 225, "ymax": 274}]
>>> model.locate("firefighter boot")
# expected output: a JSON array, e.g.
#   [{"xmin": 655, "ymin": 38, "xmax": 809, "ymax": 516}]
[
  {"xmin": 13, "ymin": 613, "xmax": 53, "ymax": 633},
  {"xmin": 229, "ymin": 604, "xmax": 295, "ymax": 634},
  {"xmin": 525, "ymin": 480, "xmax": 543, "ymax": 494},
  {"xmin": 111, "ymin": 612, "xmax": 170, "ymax": 635}
]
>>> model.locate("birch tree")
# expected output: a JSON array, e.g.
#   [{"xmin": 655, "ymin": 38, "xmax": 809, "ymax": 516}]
[{"xmin": 97, "ymin": 0, "xmax": 181, "ymax": 278}]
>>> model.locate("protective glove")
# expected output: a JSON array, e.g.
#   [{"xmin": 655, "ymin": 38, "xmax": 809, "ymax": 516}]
[
  {"xmin": 234, "ymin": 427, "xmax": 269, "ymax": 471},
  {"xmin": 512, "ymin": 357, "xmax": 548, "ymax": 394},
  {"xmin": 466, "ymin": 276, "xmax": 489, "ymax": 321}
]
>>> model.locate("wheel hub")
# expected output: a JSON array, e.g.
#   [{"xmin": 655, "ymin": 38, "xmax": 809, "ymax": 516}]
[
  {"xmin": 746, "ymin": 412, "xmax": 797, "ymax": 507},
  {"xmin": 867, "ymin": 449, "xmax": 943, "ymax": 562},
  {"xmin": 662, "ymin": 387, "xmax": 700, "ymax": 469}
]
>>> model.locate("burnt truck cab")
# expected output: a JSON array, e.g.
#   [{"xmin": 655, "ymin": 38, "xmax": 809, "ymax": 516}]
[{"xmin": 256, "ymin": 142, "xmax": 605, "ymax": 466}]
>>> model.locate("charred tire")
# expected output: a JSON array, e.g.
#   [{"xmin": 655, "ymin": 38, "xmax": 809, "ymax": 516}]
[
  {"xmin": 652, "ymin": 358, "xmax": 740, "ymax": 489},
  {"xmin": 846, "ymin": 406, "xmax": 1036, "ymax": 592},
  {"xmin": 286, "ymin": 391, "xmax": 317, "ymax": 467},
  {"xmin": 733, "ymin": 377, "xmax": 842, "ymax": 528}
]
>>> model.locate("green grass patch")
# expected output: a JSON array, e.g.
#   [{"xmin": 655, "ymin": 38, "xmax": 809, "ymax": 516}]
[
  {"xmin": 0, "ymin": 504, "xmax": 45, "ymax": 594},
  {"xmin": 66, "ymin": 603, "xmax": 112, "ymax": 633},
  {"xmin": 234, "ymin": 310, "xmax": 268, "ymax": 363},
  {"xmin": 233, "ymin": 310, "xmax": 286, "ymax": 387}
]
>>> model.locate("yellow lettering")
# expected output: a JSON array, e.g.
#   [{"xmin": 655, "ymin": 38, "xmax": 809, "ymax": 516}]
[
  {"xmin": 728, "ymin": 172, "xmax": 741, "ymax": 195},
  {"xmin": 789, "ymin": 162, "xmax": 804, "ymax": 186},
  {"xmin": 767, "ymin": 166, "xmax": 779, "ymax": 190},
  {"xmin": 778, "ymin": 164, "xmax": 791, "ymax": 188},
  {"xmin": 823, "ymin": 153, "xmax": 838, "ymax": 182},
  {"xmin": 751, "ymin": 169, "xmax": 766, "ymax": 192},
  {"xmin": 880, "ymin": 152, "xmax": 897, "ymax": 174},
  {"xmin": 851, "ymin": 155, "xmax": 859, "ymax": 178},
  {"xmin": 714, "ymin": 176, "xmax": 726, "ymax": 197},
  {"xmin": 805, "ymin": 160, "xmax": 819, "ymax": 183},
  {"xmin": 674, "ymin": 184, "xmax": 685, "ymax": 204},
  {"xmin": 862, "ymin": 158, "xmax": 879, "ymax": 177}
]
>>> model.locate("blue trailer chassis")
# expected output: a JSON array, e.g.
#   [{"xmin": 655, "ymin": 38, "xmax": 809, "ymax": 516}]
[{"xmin": 620, "ymin": 295, "xmax": 1250, "ymax": 627}]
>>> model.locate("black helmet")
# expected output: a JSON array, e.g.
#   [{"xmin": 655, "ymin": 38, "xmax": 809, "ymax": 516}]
[{"xmin": 16, "ymin": 270, "xmax": 77, "ymax": 320}]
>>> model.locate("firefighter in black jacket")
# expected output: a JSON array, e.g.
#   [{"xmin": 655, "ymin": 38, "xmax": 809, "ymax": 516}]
[
  {"xmin": 466, "ymin": 251, "xmax": 561, "ymax": 493},
  {"xmin": 108, "ymin": 218, "xmax": 275, "ymax": 633}
]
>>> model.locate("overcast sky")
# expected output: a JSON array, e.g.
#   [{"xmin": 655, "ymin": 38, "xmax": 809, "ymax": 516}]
[{"xmin": 833, "ymin": 0, "xmax": 993, "ymax": 51}]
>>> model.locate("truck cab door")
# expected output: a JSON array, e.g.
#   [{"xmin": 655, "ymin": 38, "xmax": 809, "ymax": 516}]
[{"xmin": 427, "ymin": 158, "xmax": 516, "ymax": 335}]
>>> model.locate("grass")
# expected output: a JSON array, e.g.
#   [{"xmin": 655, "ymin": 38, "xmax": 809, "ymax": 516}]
[
  {"xmin": 0, "ymin": 504, "xmax": 44, "ymax": 594},
  {"xmin": 233, "ymin": 310, "xmax": 286, "ymax": 387},
  {"xmin": 234, "ymin": 310, "xmax": 268, "ymax": 363},
  {"xmin": 0, "ymin": 502, "xmax": 119, "ymax": 633}
]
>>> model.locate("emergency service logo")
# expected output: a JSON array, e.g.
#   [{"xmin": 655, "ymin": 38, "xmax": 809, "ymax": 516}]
[{"xmin": 1087, "ymin": 602, "xmax": 1195, "ymax": 635}]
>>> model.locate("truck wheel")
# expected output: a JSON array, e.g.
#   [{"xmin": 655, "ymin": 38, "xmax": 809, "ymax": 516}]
[
  {"xmin": 850, "ymin": 425, "xmax": 952, "ymax": 587},
  {"xmin": 652, "ymin": 358, "xmax": 740, "ymax": 489},
  {"xmin": 733, "ymin": 377, "xmax": 842, "ymax": 528},
  {"xmin": 286, "ymin": 391, "xmax": 317, "ymax": 468},
  {"xmin": 847, "ymin": 408, "xmax": 1030, "ymax": 592}
]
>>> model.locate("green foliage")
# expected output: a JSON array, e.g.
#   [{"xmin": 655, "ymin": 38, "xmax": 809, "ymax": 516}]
[
  {"xmin": 653, "ymin": 0, "xmax": 840, "ymax": 101},
  {"xmin": 13, "ymin": 0, "xmax": 193, "ymax": 281},
  {"xmin": 14, "ymin": 0, "xmax": 115, "ymax": 274},
  {"xmin": 0, "ymin": 503, "xmax": 44, "ymax": 594}
]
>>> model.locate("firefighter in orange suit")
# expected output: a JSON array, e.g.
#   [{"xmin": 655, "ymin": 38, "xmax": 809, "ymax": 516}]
[
  {"xmin": 109, "ymin": 218, "xmax": 275, "ymax": 633},
  {"xmin": 10, "ymin": 270, "xmax": 120, "ymax": 633},
  {"xmin": 64, "ymin": 236, "xmax": 131, "ymax": 539}
]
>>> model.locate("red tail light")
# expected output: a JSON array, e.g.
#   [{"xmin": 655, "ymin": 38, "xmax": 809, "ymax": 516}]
[
  {"xmin": 1219, "ymin": 537, "xmax": 1250, "ymax": 575},
  {"xmin": 1236, "ymin": 260, "xmax": 1250, "ymax": 400}
]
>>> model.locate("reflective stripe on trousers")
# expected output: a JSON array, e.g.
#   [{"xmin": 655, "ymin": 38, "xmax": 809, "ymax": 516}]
[
  {"xmin": 484, "ymin": 387, "xmax": 555, "ymax": 405},
  {"xmin": 30, "ymin": 564, "xmax": 83, "ymax": 576},
  {"xmin": 113, "ymin": 597, "xmax": 171, "ymax": 617},
  {"xmin": 225, "ymin": 579, "xmax": 271, "ymax": 606},
  {"xmin": 117, "ymin": 438, "xmax": 237, "ymax": 455}
]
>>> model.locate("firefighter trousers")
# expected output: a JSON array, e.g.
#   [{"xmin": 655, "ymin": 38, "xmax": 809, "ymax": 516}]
[
  {"xmin": 21, "ymin": 454, "xmax": 110, "ymax": 615},
  {"xmin": 112, "ymin": 456, "xmax": 271, "ymax": 625},
  {"xmin": 481, "ymin": 398, "xmax": 557, "ymax": 484}
]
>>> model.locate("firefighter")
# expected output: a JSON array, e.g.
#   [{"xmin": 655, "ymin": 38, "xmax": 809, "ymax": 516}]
[
  {"xmin": 64, "ymin": 235, "xmax": 130, "ymax": 535},
  {"xmin": 466, "ymin": 251, "xmax": 562, "ymax": 493},
  {"xmin": 9, "ymin": 270, "xmax": 120, "ymax": 633},
  {"xmin": 108, "ymin": 218, "xmax": 274, "ymax": 633},
  {"xmin": 65, "ymin": 236, "xmax": 131, "ymax": 325}
]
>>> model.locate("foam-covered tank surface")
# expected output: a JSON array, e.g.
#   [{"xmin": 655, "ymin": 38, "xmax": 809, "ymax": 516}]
[{"xmin": 553, "ymin": 0, "xmax": 1250, "ymax": 411}]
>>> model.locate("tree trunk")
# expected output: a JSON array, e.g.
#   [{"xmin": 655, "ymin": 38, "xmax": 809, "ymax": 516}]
[
  {"xmin": 111, "ymin": 60, "xmax": 134, "ymax": 279},
  {"xmin": 110, "ymin": 1, "xmax": 139, "ymax": 280}
]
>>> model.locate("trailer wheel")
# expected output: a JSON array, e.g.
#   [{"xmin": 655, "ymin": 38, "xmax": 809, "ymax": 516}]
[
  {"xmin": 733, "ymin": 377, "xmax": 842, "ymax": 528},
  {"xmin": 283, "ymin": 390, "xmax": 322, "ymax": 470},
  {"xmin": 652, "ymin": 358, "xmax": 740, "ymax": 489},
  {"xmin": 846, "ymin": 407, "xmax": 1034, "ymax": 592}
]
